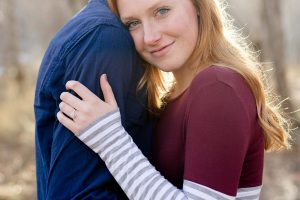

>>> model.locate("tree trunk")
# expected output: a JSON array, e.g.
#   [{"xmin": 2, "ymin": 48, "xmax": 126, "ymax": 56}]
[
  {"xmin": 262, "ymin": 0, "xmax": 300, "ymax": 127},
  {"xmin": 1, "ymin": 0, "xmax": 24, "ymax": 84}
]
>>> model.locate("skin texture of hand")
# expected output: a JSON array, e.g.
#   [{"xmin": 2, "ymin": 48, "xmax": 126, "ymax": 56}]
[{"xmin": 57, "ymin": 74, "xmax": 119, "ymax": 135}]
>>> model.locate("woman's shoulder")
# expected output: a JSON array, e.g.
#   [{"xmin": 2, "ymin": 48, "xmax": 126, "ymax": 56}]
[
  {"xmin": 188, "ymin": 65, "xmax": 257, "ymax": 120},
  {"xmin": 190, "ymin": 65, "xmax": 256, "ymax": 107},
  {"xmin": 190, "ymin": 65, "xmax": 250, "ymax": 94}
]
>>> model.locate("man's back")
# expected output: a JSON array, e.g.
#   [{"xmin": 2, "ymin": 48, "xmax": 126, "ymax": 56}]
[{"xmin": 34, "ymin": 0, "xmax": 151, "ymax": 199}]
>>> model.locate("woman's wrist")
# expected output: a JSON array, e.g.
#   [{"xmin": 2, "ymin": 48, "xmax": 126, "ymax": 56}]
[{"xmin": 77, "ymin": 108, "xmax": 122, "ymax": 153}]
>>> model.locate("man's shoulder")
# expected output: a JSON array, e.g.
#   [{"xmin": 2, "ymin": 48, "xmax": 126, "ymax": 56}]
[
  {"xmin": 48, "ymin": 0, "xmax": 126, "ymax": 57},
  {"xmin": 37, "ymin": 0, "xmax": 131, "ymax": 92},
  {"xmin": 65, "ymin": 0, "xmax": 123, "ymax": 31}
]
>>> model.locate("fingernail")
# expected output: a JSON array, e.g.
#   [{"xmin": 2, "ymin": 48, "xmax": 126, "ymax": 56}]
[
  {"xmin": 66, "ymin": 81, "xmax": 75, "ymax": 88},
  {"xmin": 57, "ymin": 111, "xmax": 61, "ymax": 120},
  {"xmin": 103, "ymin": 74, "xmax": 107, "ymax": 81}
]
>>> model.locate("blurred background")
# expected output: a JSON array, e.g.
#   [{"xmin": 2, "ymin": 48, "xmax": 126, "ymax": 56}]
[{"xmin": 0, "ymin": 0, "xmax": 299, "ymax": 199}]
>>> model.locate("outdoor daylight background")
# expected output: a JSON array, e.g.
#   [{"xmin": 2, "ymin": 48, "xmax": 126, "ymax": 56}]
[{"xmin": 0, "ymin": 0, "xmax": 299, "ymax": 199}]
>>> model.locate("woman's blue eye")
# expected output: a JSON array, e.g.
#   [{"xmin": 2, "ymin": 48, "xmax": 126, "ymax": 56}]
[
  {"xmin": 156, "ymin": 8, "xmax": 170, "ymax": 16},
  {"xmin": 126, "ymin": 21, "xmax": 140, "ymax": 30}
]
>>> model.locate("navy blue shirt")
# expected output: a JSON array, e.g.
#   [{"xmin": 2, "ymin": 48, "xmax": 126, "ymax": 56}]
[{"xmin": 34, "ymin": 0, "xmax": 152, "ymax": 199}]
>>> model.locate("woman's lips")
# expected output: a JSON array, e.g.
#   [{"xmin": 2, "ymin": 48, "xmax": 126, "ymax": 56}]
[{"xmin": 150, "ymin": 42, "xmax": 174, "ymax": 57}]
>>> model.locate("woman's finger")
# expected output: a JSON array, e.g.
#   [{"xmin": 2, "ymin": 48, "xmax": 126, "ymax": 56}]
[
  {"xmin": 59, "ymin": 102, "xmax": 77, "ymax": 120},
  {"xmin": 100, "ymin": 74, "xmax": 117, "ymax": 107},
  {"xmin": 60, "ymin": 92, "xmax": 83, "ymax": 111},
  {"xmin": 57, "ymin": 111, "xmax": 80, "ymax": 134},
  {"xmin": 66, "ymin": 80, "xmax": 98, "ymax": 101}
]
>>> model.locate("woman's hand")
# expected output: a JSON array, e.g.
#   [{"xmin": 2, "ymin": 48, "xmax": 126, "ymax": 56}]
[{"xmin": 57, "ymin": 74, "xmax": 118, "ymax": 135}]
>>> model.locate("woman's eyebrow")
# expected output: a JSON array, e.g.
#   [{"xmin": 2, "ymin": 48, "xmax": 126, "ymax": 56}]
[
  {"xmin": 120, "ymin": 16, "xmax": 135, "ymax": 22},
  {"xmin": 120, "ymin": 0, "xmax": 171, "ymax": 21}
]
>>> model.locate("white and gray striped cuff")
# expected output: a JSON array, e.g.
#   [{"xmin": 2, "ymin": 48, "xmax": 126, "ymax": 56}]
[
  {"xmin": 77, "ymin": 109, "xmax": 122, "ymax": 154},
  {"xmin": 236, "ymin": 186, "xmax": 262, "ymax": 200}
]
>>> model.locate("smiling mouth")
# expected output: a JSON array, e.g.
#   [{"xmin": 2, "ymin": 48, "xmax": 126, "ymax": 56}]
[{"xmin": 150, "ymin": 42, "xmax": 175, "ymax": 57}]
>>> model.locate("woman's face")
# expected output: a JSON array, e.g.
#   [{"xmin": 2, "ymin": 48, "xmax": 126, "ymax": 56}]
[{"xmin": 117, "ymin": 0, "xmax": 199, "ymax": 72}]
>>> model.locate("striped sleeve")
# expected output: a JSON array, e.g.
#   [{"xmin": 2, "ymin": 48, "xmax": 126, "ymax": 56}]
[{"xmin": 76, "ymin": 109, "xmax": 261, "ymax": 200}]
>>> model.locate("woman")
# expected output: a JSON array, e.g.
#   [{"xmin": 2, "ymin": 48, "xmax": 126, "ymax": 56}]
[{"xmin": 57, "ymin": 0, "xmax": 291, "ymax": 199}]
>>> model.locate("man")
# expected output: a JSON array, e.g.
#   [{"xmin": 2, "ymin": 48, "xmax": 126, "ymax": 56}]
[{"xmin": 34, "ymin": 0, "xmax": 151, "ymax": 199}]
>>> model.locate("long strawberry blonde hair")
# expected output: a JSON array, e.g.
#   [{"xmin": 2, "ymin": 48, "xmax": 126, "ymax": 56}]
[{"xmin": 107, "ymin": 0, "xmax": 291, "ymax": 151}]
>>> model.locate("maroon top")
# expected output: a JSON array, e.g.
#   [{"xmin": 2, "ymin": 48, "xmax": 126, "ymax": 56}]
[{"xmin": 153, "ymin": 66, "xmax": 264, "ymax": 196}]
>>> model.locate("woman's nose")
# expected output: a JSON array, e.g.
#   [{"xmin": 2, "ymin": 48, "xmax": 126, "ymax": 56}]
[{"xmin": 143, "ymin": 22, "xmax": 161, "ymax": 45}]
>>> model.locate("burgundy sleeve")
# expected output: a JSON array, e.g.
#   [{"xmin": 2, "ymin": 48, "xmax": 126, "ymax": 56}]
[{"xmin": 184, "ymin": 81, "xmax": 251, "ymax": 196}]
